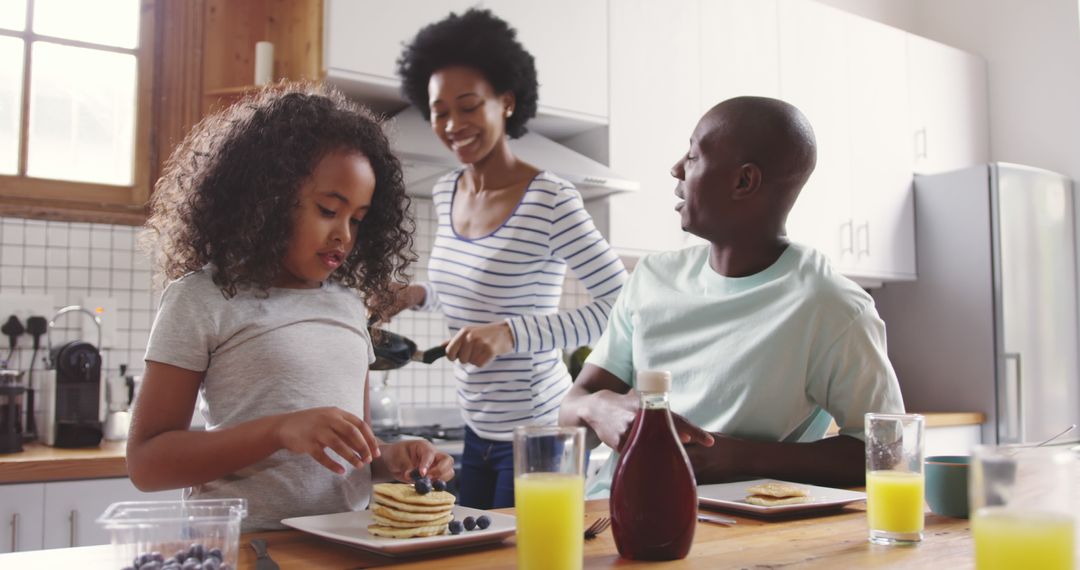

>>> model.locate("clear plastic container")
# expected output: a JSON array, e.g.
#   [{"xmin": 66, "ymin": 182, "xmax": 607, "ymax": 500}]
[{"xmin": 97, "ymin": 498, "xmax": 247, "ymax": 569}]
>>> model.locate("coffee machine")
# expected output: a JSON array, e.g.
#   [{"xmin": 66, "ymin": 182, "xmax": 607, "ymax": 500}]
[{"xmin": 39, "ymin": 306, "xmax": 105, "ymax": 448}]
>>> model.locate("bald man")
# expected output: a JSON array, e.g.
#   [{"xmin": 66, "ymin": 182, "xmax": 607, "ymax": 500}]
[{"xmin": 559, "ymin": 97, "xmax": 904, "ymax": 495}]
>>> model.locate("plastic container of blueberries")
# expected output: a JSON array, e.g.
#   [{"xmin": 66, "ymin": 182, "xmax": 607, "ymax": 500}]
[{"xmin": 97, "ymin": 498, "xmax": 247, "ymax": 569}]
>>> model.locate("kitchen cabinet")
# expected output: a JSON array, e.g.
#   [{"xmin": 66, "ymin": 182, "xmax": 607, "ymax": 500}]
[
  {"xmin": 605, "ymin": 0, "xmax": 701, "ymax": 257},
  {"xmin": 699, "ymin": 0, "xmax": 780, "ymax": 105},
  {"xmin": 925, "ymin": 425, "xmax": 982, "ymax": 457},
  {"xmin": 42, "ymin": 478, "xmax": 177, "ymax": 549},
  {"xmin": 781, "ymin": 0, "xmax": 916, "ymax": 282},
  {"xmin": 907, "ymin": 34, "xmax": 990, "ymax": 175},
  {"xmin": 324, "ymin": 0, "xmax": 608, "ymax": 120},
  {"xmin": 0, "ymin": 483, "xmax": 44, "ymax": 553}
]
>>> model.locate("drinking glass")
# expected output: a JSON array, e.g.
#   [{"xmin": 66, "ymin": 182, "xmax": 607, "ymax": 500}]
[
  {"xmin": 513, "ymin": 426, "xmax": 586, "ymax": 570},
  {"xmin": 865, "ymin": 413, "xmax": 925, "ymax": 545},
  {"xmin": 970, "ymin": 445, "xmax": 1076, "ymax": 570}
]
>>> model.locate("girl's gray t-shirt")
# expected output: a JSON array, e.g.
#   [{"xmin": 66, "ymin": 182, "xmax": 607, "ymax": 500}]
[{"xmin": 144, "ymin": 269, "xmax": 376, "ymax": 530}]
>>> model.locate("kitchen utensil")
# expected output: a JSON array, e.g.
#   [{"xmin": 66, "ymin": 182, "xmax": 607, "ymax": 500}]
[
  {"xmin": 924, "ymin": 455, "xmax": 970, "ymax": 518},
  {"xmin": 584, "ymin": 516, "xmax": 610, "ymax": 540},
  {"xmin": 697, "ymin": 513, "xmax": 738, "ymax": 526},
  {"xmin": 698, "ymin": 479, "xmax": 866, "ymax": 516},
  {"xmin": 1034, "ymin": 423, "xmax": 1075, "ymax": 447},
  {"xmin": 250, "ymin": 538, "xmax": 280, "ymax": 570},
  {"xmin": 368, "ymin": 318, "xmax": 446, "ymax": 371},
  {"xmin": 40, "ymin": 306, "xmax": 104, "ymax": 447}
]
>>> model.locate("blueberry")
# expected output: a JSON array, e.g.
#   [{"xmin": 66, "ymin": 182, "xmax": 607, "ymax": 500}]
[
  {"xmin": 432, "ymin": 479, "xmax": 446, "ymax": 492},
  {"xmin": 174, "ymin": 549, "xmax": 188, "ymax": 563},
  {"xmin": 414, "ymin": 478, "xmax": 433, "ymax": 495},
  {"xmin": 140, "ymin": 562, "xmax": 162, "ymax": 570},
  {"xmin": 188, "ymin": 543, "xmax": 205, "ymax": 561},
  {"xmin": 151, "ymin": 552, "xmax": 165, "ymax": 563},
  {"xmin": 163, "ymin": 558, "xmax": 178, "ymax": 566},
  {"xmin": 448, "ymin": 520, "xmax": 464, "ymax": 535},
  {"xmin": 136, "ymin": 554, "xmax": 150, "ymax": 567},
  {"xmin": 203, "ymin": 558, "xmax": 221, "ymax": 570},
  {"xmin": 181, "ymin": 559, "xmax": 201, "ymax": 570},
  {"xmin": 463, "ymin": 516, "xmax": 476, "ymax": 531},
  {"xmin": 208, "ymin": 547, "xmax": 223, "ymax": 561},
  {"xmin": 409, "ymin": 468, "xmax": 422, "ymax": 481},
  {"xmin": 476, "ymin": 515, "xmax": 491, "ymax": 529}
]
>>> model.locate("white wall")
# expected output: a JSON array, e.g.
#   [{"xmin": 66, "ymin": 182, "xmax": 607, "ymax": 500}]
[{"xmin": 818, "ymin": 0, "xmax": 1080, "ymax": 185}]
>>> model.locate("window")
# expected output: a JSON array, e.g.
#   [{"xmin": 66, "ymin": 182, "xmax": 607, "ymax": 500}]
[{"xmin": 0, "ymin": 0, "xmax": 154, "ymax": 222}]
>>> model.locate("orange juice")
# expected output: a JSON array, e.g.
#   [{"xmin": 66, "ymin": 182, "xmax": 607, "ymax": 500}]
[
  {"xmin": 974, "ymin": 508, "xmax": 1075, "ymax": 570},
  {"xmin": 514, "ymin": 472, "xmax": 585, "ymax": 570},
  {"xmin": 866, "ymin": 470, "xmax": 925, "ymax": 535}
]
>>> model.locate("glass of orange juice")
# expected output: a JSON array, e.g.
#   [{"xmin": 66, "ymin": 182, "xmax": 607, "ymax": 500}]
[
  {"xmin": 970, "ymin": 445, "xmax": 1076, "ymax": 570},
  {"xmin": 865, "ymin": 413, "xmax": 925, "ymax": 545},
  {"xmin": 513, "ymin": 426, "xmax": 586, "ymax": 570}
]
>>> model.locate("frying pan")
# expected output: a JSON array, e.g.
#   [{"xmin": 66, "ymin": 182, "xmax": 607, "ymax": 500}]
[{"xmin": 368, "ymin": 318, "xmax": 447, "ymax": 371}]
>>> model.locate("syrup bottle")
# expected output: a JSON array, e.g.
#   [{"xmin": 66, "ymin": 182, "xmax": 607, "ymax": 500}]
[{"xmin": 610, "ymin": 370, "xmax": 697, "ymax": 560}]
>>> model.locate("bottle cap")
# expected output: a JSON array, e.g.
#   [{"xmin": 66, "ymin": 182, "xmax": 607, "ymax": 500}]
[{"xmin": 636, "ymin": 370, "xmax": 671, "ymax": 392}]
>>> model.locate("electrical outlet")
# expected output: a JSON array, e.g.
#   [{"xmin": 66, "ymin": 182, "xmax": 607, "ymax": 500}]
[
  {"xmin": 81, "ymin": 296, "xmax": 119, "ymax": 349},
  {"xmin": 0, "ymin": 294, "xmax": 56, "ymax": 344}
]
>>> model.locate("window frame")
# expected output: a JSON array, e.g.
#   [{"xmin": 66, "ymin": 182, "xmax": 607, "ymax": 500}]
[{"xmin": 0, "ymin": 0, "xmax": 156, "ymax": 225}]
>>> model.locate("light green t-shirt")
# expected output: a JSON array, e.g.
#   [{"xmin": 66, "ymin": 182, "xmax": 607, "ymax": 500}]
[{"xmin": 584, "ymin": 243, "xmax": 904, "ymax": 497}]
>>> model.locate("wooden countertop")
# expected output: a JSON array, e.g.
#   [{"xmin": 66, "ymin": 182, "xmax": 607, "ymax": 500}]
[
  {"xmin": 0, "ymin": 441, "xmax": 128, "ymax": 484},
  {"xmin": 0, "ymin": 412, "xmax": 987, "ymax": 485},
  {"xmin": 0, "ymin": 498, "xmax": 976, "ymax": 569}
]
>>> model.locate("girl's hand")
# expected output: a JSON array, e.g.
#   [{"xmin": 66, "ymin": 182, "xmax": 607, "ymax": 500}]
[
  {"xmin": 275, "ymin": 407, "xmax": 381, "ymax": 474},
  {"xmin": 380, "ymin": 439, "xmax": 456, "ymax": 483},
  {"xmin": 445, "ymin": 321, "xmax": 514, "ymax": 367}
]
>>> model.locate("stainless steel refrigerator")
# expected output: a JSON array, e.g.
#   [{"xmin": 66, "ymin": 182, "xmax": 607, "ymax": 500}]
[{"xmin": 873, "ymin": 163, "xmax": 1080, "ymax": 445}]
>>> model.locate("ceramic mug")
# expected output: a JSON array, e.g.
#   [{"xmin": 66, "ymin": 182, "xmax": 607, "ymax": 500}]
[{"xmin": 924, "ymin": 455, "xmax": 970, "ymax": 518}]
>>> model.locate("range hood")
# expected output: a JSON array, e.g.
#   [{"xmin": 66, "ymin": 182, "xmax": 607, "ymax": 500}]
[{"xmin": 386, "ymin": 108, "xmax": 638, "ymax": 200}]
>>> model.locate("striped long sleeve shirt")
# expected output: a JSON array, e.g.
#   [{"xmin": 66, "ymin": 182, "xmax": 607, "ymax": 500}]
[{"xmin": 417, "ymin": 170, "xmax": 628, "ymax": 440}]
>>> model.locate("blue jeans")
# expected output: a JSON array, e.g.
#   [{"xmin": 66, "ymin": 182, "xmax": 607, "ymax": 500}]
[{"xmin": 459, "ymin": 426, "xmax": 516, "ymax": 509}]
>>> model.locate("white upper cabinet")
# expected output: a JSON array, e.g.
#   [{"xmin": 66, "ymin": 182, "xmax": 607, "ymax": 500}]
[
  {"xmin": 606, "ymin": 0, "xmax": 701, "ymax": 257},
  {"xmin": 324, "ymin": 0, "xmax": 608, "ymax": 120},
  {"xmin": 780, "ymin": 0, "xmax": 853, "ymax": 265},
  {"xmin": 908, "ymin": 34, "xmax": 990, "ymax": 175},
  {"xmin": 780, "ymin": 0, "xmax": 917, "ymax": 282},
  {"xmin": 700, "ymin": 0, "xmax": 780, "ymax": 105}
]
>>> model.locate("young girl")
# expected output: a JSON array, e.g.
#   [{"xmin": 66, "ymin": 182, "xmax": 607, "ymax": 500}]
[{"xmin": 127, "ymin": 83, "xmax": 453, "ymax": 531}]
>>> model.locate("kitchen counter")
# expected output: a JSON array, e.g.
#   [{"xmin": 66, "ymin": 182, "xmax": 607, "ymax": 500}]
[
  {"xmin": 0, "ymin": 441, "xmax": 128, "ymax": 484},
  {"xmin": 0, "ymin": 498, "xmax": 977, "ymax": 569},
  {"xmin": 0, "ymin": 413, "xmax": 985, "ymax": 485}
]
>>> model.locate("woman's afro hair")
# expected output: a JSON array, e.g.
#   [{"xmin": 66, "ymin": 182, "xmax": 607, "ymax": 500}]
[{"xmin": 397, "ymin": 8, "xmax": 539, "ymax": 139}]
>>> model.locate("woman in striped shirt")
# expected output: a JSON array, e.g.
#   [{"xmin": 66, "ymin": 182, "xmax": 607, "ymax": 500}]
[{"xmin": 389, "ymin": 8, "xmax": 628, "ymax": 509}]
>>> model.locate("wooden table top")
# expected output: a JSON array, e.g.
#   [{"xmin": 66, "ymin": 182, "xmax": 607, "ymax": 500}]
[{"xmin": 0, "ymin": 498, "xmax": 976, "ymax": 569}]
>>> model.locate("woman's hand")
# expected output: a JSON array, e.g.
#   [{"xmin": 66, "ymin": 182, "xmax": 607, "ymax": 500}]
[
  {"xmin": 379, "ymin": 439, "xmax": 456, "ymax": 483},
  {"xmin": 275, "ymin": 407, "xmax": 381, "ymax": 474},
  {"xmin": 369, "ymin": 283, "xmax": 426, "ymax": 323},
  {"xmin": 445, "ymin": 321, "xmax": 514, "ymax": 367}
]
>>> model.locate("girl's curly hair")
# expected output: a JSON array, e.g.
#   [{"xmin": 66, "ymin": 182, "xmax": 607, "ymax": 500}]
[
  {"xmin": 396, "ymin": 8, "xmax": 538, "ymax": 139},
  {"xmin": 144, "ymin": 82, "xmax": 415, "ymax": 322}
]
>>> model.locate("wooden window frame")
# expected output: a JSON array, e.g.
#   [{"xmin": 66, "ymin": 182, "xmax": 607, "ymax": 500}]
[{"xmin": 0, "ymin": 0, "xmax": 156, "ymax": 225}]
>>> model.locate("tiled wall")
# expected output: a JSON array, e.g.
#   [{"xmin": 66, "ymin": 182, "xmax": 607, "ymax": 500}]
[{"xmin": 0, "ymin": 197, "xmax": 593, "ymax": 411}]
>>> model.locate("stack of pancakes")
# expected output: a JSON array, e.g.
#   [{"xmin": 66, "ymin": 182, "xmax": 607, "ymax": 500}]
[{"xmin": 367, "ymin": 483, "xmax": 457, "ymax": 538}]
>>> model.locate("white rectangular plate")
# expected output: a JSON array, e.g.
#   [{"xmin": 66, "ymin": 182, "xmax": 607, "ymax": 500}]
[
  {"xmin": 698, "ymin": 479, "xmax": 866, "ymax": 516},
  {"xmin": 281, "ymin": 506, "xmax": 515, "ymax": 557}
]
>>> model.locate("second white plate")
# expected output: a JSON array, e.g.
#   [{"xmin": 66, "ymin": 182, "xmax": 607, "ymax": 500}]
[{"xmin": 698, "ymin": 479, "xmax": 866, "ymax": 515}]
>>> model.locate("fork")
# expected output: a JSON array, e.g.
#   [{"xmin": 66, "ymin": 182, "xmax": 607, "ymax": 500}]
[{"xmin": 584, "ymin": 516, "xmax": 611, "ymax": 540}]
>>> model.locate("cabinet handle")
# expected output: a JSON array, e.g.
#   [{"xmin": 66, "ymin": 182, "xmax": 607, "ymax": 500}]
[
  {"xmin": 914, "ymin": 128, "xmax": 928, "ymax": 159},
  {"xmin": 10, "ymin": 513, "xmax": 17, "ymax": 552},
  {"xmin": 857, "ymin": 222, "xmax": 870, "ymax": 257},
  {"xmin": 1003, "ymin": 352, "xmax": 1024, "ymax": 443},
  {"xmin": 840, "ymin": 219, "xmax": 854, "ymax": 255},
  {"xmin": 69, "ymin": 509, "xmax": 77, "ymax": 547}
]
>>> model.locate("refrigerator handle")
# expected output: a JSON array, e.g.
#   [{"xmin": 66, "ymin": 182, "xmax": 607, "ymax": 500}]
[{"xmin": 1004, "ymin": 352, "xmax": 1023, "ymax": 442}]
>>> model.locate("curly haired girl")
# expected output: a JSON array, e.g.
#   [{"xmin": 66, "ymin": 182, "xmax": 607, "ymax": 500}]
[{"xmin": 128, "ymin": 83, "xmax": 452, "ymax": 531}]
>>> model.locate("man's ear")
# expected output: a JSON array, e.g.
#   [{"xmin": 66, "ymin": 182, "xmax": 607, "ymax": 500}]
[{"xmin": 732, "ymin": 163, "xmax": 762, "ymax": 200}]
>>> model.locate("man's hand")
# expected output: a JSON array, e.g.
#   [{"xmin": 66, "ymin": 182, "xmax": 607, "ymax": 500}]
[{"xmin": 583, "ymin": 390, "xmax": 639, "ymax": 451}]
